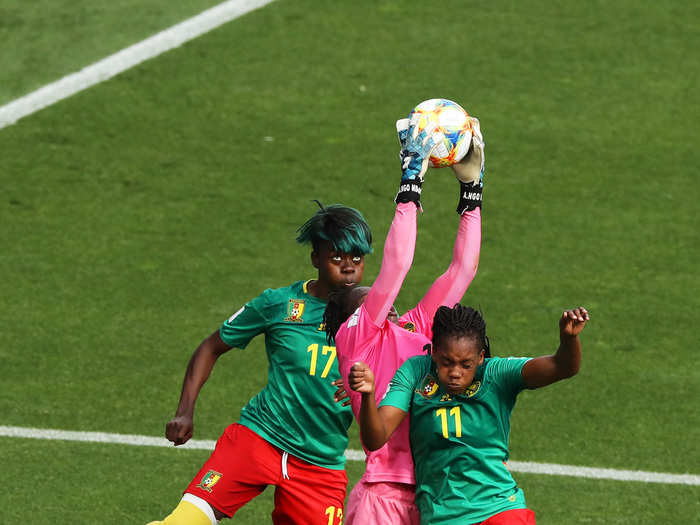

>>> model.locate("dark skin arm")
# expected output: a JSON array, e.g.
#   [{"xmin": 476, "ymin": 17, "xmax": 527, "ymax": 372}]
[
  {"xmin": 331, "ymin": 378, "xmax": 351, "ymax": 406},
  {"xmin": 165, "ymin": 330, "xmax": 232, "ymax": 445},
  {"xmin": 522, "ymin": 307, "xmax": 589, "ymax": 389},
  {"xmin": 348, "ymin": 362, "xmax": 408, "ymax": 451}
]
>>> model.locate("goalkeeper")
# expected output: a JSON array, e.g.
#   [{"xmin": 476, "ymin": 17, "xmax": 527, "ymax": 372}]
[
  {"xmin": 148, "ymin": 203, "xmax": 372, "ymax": 524},
  {"xmin": 323, "ymin": 114, "xmax": 485, "ymax": 524}
]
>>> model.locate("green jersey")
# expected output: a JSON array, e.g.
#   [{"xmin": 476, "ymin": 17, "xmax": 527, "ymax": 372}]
[
  {"xmin": 220, "ymin": 280, "xmax": 353, "ymax": 470},
  {"xmin": 380, "ymin": 355, "xmax": 532, "ymax": 524}
]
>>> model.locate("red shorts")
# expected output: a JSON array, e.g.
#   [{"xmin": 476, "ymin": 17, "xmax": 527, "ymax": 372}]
[
  {"xmin": 477, "ymin": 508, "xmax": 536, "ymax": 525},
  {"xmin": 184, "ymin": 423, "xmax": 347, "ymax": 525}
]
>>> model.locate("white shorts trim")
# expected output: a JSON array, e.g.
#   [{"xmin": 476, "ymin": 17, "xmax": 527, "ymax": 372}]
[{"xmin": 182, "ymin": 493, "xmax": 218, "ymax": 524}]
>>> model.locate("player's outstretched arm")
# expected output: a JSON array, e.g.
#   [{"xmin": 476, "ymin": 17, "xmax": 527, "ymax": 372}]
[
  {"xmin": 349, "ymin": 362, "xmax": 407, "ymax": 451},
  {"xmin": 165, "ymin": 331, "xmax": 231, "ymax": 445},
  {"xmin": 363, "ymin": 118, "xmax": 442, "ymax": 325},
  {"xmin": 416, "ymin": 118, "xmax": 484, "ymax": 320},
  {"xmin": 363, "ymin": 202, "xmax": 417, "ymax": 325},
  {"xmin": 522, "ymin": 307, "xmax": 590, "ymax": 389}
]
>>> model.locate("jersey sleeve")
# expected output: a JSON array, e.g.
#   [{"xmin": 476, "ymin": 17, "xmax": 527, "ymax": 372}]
[
  {"xmin": 363, "ymin": 202, "xmax": 416, "ymax": 326},
  {"xmin": 219, "ymin": 291, "xmax": 269, "ymax": 349},
  {"xmin": 378, "ymin": 358, "xmax": 420, "ymax": 412},
  {"xmin": 488, "ymin": 356, "xmax": 532, "ymax": 397},
  {"xmin": 337, "ymin": 303, "xmax": 381, "ymax": 364}
]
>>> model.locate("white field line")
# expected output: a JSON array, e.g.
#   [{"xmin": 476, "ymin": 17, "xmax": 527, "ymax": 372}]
[
  {"xmin": 0, "ymin": 0, "xmax": 276, "ymax": 130},
  {"xmin": 1, "ymin": 425, "xmax": 698, "ymax": 486}
]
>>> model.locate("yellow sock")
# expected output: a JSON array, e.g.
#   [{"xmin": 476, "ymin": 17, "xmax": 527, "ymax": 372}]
[{"xmin": 147, "ymin": 498, "xmax": 214, "ymax": 525}]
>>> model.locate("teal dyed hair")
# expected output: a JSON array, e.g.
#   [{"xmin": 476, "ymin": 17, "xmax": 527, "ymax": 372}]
[{"xmin": 296, "ymin": 201, "xmax": 373, "ymax": 255}]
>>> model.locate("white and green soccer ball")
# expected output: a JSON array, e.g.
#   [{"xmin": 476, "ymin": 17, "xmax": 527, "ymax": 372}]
[{"xmin": 408, "ymin": 98, "xmax": 473, "ymax": 168}]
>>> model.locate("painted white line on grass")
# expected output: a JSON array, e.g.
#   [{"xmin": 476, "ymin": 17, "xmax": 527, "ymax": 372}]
[
  {"xmin": 506, "ymin": 460, "xmax": 700, "ymax": 486},
  {"xmin": 0, "ymin": 425, "xmax": 216, "ymax": 450},
  {"xmin": 0, "ymin": 0, "xmax": 275, "ymax": 130},
  {"xmin": 2, "ymin": 425, "xmax": 698, "ymax": 486}
]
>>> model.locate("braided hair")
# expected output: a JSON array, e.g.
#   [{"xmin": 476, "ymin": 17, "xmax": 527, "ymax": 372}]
[{"xmin": 431, "ymin": 304, "xmax": 491, "ymax": 358}]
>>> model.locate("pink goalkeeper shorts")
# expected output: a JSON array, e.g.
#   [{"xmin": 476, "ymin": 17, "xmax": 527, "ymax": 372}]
[{"xmin": 344, "ymin": 477, "xmax": 420, "ymax": 525}]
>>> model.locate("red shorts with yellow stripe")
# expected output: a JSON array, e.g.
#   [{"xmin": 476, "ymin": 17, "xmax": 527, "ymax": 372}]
[{"xmin": 184, "ymin": 423, "xmax": 347, "ymax": 525}]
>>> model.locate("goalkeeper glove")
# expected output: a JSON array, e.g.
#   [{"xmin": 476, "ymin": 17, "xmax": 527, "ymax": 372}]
[
  {"xmin": 452, "ymin": 117, "xmax": 484, "ymax": 214},
  {"xmin": 395, "ymin": 115, "xmax": 444, "ymax": 207}
]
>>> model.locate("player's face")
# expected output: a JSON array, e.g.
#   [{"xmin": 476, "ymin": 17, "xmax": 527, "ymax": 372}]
[
  {"xmin": 313, "ymin": 241, "xmax": 365, "ymax": 291},
  {"xmin": 387, "ymin": 305, "xmax": 399, "ymax": 324},
  {"xmin": 432, "ymin": 336, "xmax": 484, "ymax": 395}
]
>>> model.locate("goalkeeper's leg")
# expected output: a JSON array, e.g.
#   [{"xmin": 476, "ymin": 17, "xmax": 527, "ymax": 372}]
[{"xmin": 147, "ymin": 494, "xmax": 218, "ymax": 525}]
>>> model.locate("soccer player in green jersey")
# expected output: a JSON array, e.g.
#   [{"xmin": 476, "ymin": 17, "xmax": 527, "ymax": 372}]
[
  {"xmin": 148, "ymin": 203, "xmax": 372, "ymax": 525},
  {"xmin": 349, "ymin": 304, "xmax": 589, "ymax": 525}
]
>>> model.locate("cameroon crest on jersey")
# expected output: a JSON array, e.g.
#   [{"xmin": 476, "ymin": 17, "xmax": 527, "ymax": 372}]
[
  {"xmin": 417, "ymin": 375, "xmax": 440, "ymax": 398},
  {"xmin": 463, "ymin": 380, "xmax": 481, "ymax": 398},
  {"xmin": 198, "ymin": 470, "xmax": 222, "ymax": 493},
  {"xmin": 286, "ymin": 299, "xmax": 306, "ymax": 322},
  {"xmin": 401, "ymin": 321, "xmax": 416, "ymax": 332}
]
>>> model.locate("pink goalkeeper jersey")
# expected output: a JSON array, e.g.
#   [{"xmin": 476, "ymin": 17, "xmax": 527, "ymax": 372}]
[
  {"xmin": 336, "ymin": 301, "xmax": 433, "ymax": 483},
  {"xmin": 336, "ymin": 202, "xmax": 481, "ymax": 484}
]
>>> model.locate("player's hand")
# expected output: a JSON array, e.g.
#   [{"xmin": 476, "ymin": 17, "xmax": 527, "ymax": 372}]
[
  {"xmin": 395, "ymin": 116, "xmax": 444, "ymax": 206},
  {"xmin": 348, "ymin": 361, "xmax": 375, "ymax": 395},
  {"xmin": 165, "ymin": 415, "xmax": 194, "ymax": 446},
  {"xmin": 398, "ymin": 115, "xmax": 444, "ymax": 183},
  {"xmin": 453, "ymin": 117, "xmax": 485, "ymax": 214},
  {"xmin": 559, "ymin": 307, "xmax": 590, "ymax": 337},
  {"xmin": 396, "ymin": 118, "xmax": 410, "ymax": 149},
  {"xmin": 452, "ymin": 117, "xmax": 484, "ymax": 185},
  {"xmin": 332, "ymin": 378, "xmax": 351, "ymax": 406}
]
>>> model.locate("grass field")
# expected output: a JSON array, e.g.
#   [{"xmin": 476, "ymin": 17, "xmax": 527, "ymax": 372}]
[{"xmin": 1, "ymin": 0, "xmax": 699, "ymax": 523}]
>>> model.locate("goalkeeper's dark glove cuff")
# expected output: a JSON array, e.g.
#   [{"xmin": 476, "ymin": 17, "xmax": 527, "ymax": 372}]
[
  {"xmin": 395, "ymin": 181, "xmax": 423, "ymax": 207},
  {"xmin": 456, "ymin": 181, "xmax": 482, "ymax": 214}
]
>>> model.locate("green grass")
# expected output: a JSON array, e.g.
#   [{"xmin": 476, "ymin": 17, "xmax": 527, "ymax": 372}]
[
  {"xmin": 0, "ymin": 0, "xmax": 226, "ymax": 104},
  {"xmin": 3, "ymin": 437, "xmax": 698, "ymax": 524},
  {"xmin": 1, "ymin": 0, "xmax": 699, "ymax": 523}
]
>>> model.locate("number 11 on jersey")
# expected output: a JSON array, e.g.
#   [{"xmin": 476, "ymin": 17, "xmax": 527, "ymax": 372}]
[{"xmin": 435, "ymin": 406, "xmax": 462, "ymax": 439}]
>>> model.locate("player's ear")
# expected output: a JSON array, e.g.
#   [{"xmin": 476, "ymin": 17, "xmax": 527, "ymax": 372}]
[{"xmin": 310, "ymin": 250, "xmax": 320, "ymax": 269}]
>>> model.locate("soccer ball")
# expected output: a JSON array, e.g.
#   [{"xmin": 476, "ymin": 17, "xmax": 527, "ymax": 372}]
[{"xmin": 408, "ymin": 99, "xmax": 472, "ymax": 168}]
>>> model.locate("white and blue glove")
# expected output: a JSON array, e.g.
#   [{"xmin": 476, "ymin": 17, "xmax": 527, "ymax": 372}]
[
  {"xmin": 394, "ymin": 115, "xmax": 444, "ymax": 207},
  {"xmin": 452, "ymin": 117, "xmax": 484, "ymax": 214}
]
